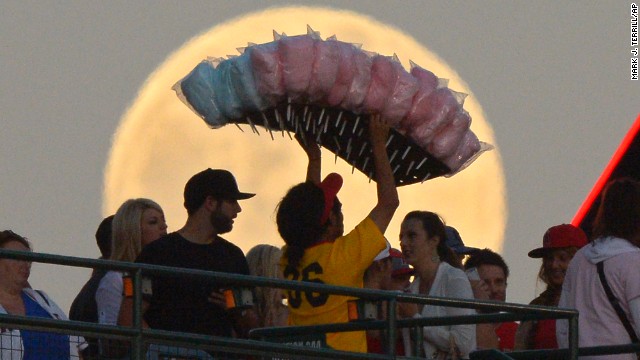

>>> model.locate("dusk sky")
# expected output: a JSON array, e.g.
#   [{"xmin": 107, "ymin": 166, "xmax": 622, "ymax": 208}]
[{"xmin": 1, "ymin": 1, "xmax": 638, "ymax": 310}]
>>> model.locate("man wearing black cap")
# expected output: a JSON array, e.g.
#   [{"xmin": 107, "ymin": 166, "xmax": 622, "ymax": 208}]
[{"xmin": 118, "ymin": 169, "xmax": 256, "ymax": 340}]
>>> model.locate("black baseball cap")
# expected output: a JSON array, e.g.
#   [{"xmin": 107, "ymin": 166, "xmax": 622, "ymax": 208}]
[{"xmin": 184, "ymin": 169, "xmax": 255, "ymax": 212}]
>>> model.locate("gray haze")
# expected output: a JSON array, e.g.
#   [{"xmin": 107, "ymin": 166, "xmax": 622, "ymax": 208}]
[{"xmin": 1, "ymin": 1, "xmax": 638, "ymax": 311}]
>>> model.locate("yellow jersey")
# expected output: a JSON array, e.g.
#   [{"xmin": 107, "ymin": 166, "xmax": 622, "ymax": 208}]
[{"xmin": 280, "ymin": 217, "xmax": 386, "ymax": 352}]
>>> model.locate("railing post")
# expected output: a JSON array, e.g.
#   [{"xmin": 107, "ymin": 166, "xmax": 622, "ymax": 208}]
[
  {"xmin": 413, "ymin": 323, "xmax": 423, "ymax": 357},
  {"xmin": 132, "ymin": 269, "xmax": 144, "ymax": 360},
  {"xmin": 569, "ymin": 313, "xmax": 579, "ymax": 360},
  {"xmin": 386, "ymin": 297, "xmax": 397, "ymax": 359}
]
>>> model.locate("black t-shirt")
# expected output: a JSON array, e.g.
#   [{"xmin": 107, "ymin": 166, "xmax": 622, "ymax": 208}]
[{"xmin": 135, "ymin": 232, "xmax": 250, "ymax": 336}]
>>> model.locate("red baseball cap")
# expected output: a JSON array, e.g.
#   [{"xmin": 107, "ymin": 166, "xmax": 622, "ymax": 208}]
[
  {"xmin": 318, "ymin": 173, "xmax": 343, "ymax": 225},
  {"xmin": 528, "ymin": 224, "xmax": 588, "ymax": 258},
  {"xmin": 389, "ymin": 248, "xmax": 415, "ymax": 278}
]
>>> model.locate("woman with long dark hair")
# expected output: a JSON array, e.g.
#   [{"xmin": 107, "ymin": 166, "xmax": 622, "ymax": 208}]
[
  {"xmin": 399, "ymin": 211, "xmax": 475, "ymax": 359},
  {"xmin": 277, "ymin": 116, "xmax": 399, "ymax": 353},
  {"xmin": 557, "ymin": 178, "xmax": 640, "ymax": 360}
]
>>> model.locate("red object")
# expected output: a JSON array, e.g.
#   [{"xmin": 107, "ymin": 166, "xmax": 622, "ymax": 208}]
[
  {"xmin": 533, "ymin": 319, "xmax": 558, "ymax": 349},
  {"xmin": 495, "ymin": 322, "xmax": 518, "ymax": 352},
  {"xmin": 527, "ymin": 224, "xmax": 588, "ymax": 258},
  {"xmin": 389, "ymin": 248, "xmax": 415, "ymax": 278},
  {"xmin": 318, "ymin": 173, "xmax": 343, "ymax": 225},
  {"xmin": 366, "ymin": 335, "xmax": 405, "ymax": 355},
  {"xmin": 573, "ymin": 115, "xmax": 640, "ymax": 237}
]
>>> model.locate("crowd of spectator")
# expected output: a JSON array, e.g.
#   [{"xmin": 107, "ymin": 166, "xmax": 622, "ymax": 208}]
[{"xmin": 2, "ymin": 116, "xmax": 639, "ymax": 359}]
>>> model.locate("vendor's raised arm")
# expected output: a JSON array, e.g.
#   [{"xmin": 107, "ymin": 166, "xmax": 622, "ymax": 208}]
[
  {"xmin": 367, "ymin": 114, "xmax": 400, "ymax": 234},
  {"xmin": 295, "ymin": 133, "xmax": 322, "ymax": 185}
]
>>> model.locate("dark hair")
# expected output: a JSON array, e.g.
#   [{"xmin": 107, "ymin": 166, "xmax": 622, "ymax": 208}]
[
  {"xmin": 403, "ymin": 211, "xmax": 462, "ymax": 269},
  {"xmin": 0, "ymin": 230, "xmax": 32, "ymax": 250},
  {"xmin": 95, "ymin": 215, "xmax": 114, "ymax": 259},
  {"xmin": 592, "ymin": 178, "xmax": 640, "ymax": 246},
  {"xmin": 464, "ymin": 248, "xmax": 509, "ymax": 278},
  {"xmin": 276, "ymin": 182, "xmax": 328, "ymax": 268}
]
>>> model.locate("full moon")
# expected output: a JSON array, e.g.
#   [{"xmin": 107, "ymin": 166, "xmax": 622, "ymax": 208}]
[{"xmin": 104, "ymin": 6, "xmax": 506, "ymax": 253}]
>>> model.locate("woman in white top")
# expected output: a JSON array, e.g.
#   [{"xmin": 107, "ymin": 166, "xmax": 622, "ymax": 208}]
[
  {"xmin": 96, "ymin": 198, "xmax": 166, "ymax": 355},
  {"xmin": 399, "ymin": 211, "xmax": 476, "ymax": 359}
]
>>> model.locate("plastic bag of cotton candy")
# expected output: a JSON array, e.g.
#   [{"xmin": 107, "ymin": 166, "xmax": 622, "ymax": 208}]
[{"xmin": 173, "ymin": 26, "xmax": 491, "ymax": 179}]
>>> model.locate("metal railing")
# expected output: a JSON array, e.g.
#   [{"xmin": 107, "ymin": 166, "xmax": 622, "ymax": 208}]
[{"xmin": 0, "ymin": 248, "xmax": 603, "ymax": 359}]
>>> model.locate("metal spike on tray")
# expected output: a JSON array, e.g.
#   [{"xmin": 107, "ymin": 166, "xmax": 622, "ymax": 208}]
[{"xmin": 240, "ymin": 101, "xmax": 450, "ymax": 186}]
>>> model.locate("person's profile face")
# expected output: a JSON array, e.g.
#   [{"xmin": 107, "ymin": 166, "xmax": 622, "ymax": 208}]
[
  {"xmin": 399, "ymin": 218, "xmax": 434, "ymax": 266},
  {"xmin": 210, "ymin": 198, "xmax": 241, "ymax": 234},
  {"xmin": 0, "ymin": 240, "xmax": 32, "ymax": 288},
  {"xmin": 140, "ymin": 208, "xmax": 167, "ymax": 246}
]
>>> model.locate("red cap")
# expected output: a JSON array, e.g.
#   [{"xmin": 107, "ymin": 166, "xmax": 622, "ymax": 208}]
[
  {"xmin": 528, "ymin": 224, "xmax": 588, "ymax": 258},
  {"xmin": 389, "ymin": 248, "xmax": 415, "ymax": 278},
  {"xmin": 318, "ymin": 173, "xmax": 343, "ymax": 225}
]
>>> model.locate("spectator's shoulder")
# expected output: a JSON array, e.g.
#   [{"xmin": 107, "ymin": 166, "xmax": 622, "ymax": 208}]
[
  {"xmin": 151, "ymin": 232, "xmax": 183, "ymax": 248},
  {"xmin": 529, "ymin": 295, "xmax": 544, "ymax": 306},
  {"xmin": 529, "ymin": 289, "xmax": 557, "ymax": 306},
  {"xmin": 216, "ymin": 236, "xmax": 245, "ymax": 254},
  {"xmin": 443, "ymin": 262, "xmax": 467, "ymax": 279},
  {"xmin": 617, "ymin": 250, "xmax": 640, "ymax": 261},
  {"xmin": 438, "ymin": 262, "xmax": 470, "ymax": 288},
  {"xmin": 135, "ymin": 232, "xmax": 180, "ymax": 263},
  {"xmin": 609, "ymin": 250, "xmax": 640, "ymax": 278}
]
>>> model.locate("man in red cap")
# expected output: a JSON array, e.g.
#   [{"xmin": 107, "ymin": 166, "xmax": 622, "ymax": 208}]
[
  {"xmin": 363, "ymin": 247, "xmax": 415, "ymax": 354},
  {"xmin": 276, "ymin": 115, "xmax": 399, "ymax": 353},
  {"xmin": 363, "ymin": 246, "xmax": 414, "ymax": 296}
]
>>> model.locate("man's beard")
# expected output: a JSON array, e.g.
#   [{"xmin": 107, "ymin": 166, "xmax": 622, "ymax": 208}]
[{"xmin": 210, "ymin": 209, "xmax": 233, "ymax": 234}]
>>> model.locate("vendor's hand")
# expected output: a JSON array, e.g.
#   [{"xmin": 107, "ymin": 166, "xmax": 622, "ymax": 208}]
[
  {"xmin": 368, "ymin": 114, "xmax": 390, "ymax": 145},
  {"xmin": 470, "ymin": 279, "xmax": 490, "ymax": 301},
  {"xmin": 208, "ymin": 289, "xmax": 227, "ymax": 309},
  {"xmin": 295, "ymin": 133, "xmax": 321, "ymax": 160}
]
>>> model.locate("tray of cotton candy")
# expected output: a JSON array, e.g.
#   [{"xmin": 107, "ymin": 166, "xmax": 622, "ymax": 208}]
[{"xmin": 174, "ymin": 26, "xmax": 492, "ymax": 185}]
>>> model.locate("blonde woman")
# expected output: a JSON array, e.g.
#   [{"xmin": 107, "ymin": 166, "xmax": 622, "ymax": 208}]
[
  {"xmin": 246, "ymin": 244, "xmax": 288, "ymax": 327},
  {"xmin": 96, "ymin": 199, "xmax": 167, "ymax": 327}
]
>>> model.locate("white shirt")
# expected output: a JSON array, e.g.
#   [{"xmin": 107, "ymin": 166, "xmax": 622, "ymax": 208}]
[
  {"xmin": 96, "ymin": 270, "xmax": 124, "ymax": 325},
  {"xmin": 405, "ymin": 262, "xmax": 476, "ymax": 359}
]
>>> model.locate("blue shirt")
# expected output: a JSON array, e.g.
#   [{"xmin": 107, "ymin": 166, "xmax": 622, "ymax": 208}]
[{"xmin": 20, "ymin": 292, "xmax": 70, "ymax": 360}]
